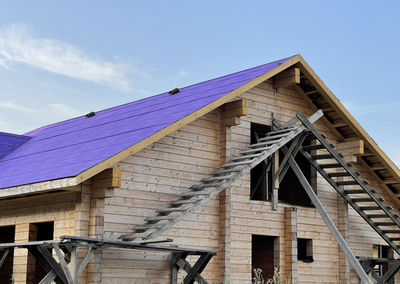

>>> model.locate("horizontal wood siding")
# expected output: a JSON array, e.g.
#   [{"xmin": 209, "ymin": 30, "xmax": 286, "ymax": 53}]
[
  {"xmin": 97, "ymin": 80, "xmax": 399, "ymax": 283},
  {"xmin": 102, "ymin": 111, "xmax": 221, "ymax": 283}
]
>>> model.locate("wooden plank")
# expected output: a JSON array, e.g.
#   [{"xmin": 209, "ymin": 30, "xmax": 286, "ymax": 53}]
[
  {"xmin": 92, "ymin": 168, "xmax": 121, "ymax": 188},
  {"xmin": 0, "ymin": 181, "xmax": 78, "ymax": 199},
  {"xmin": 273, "ymin": 67, "xmax": 300, "ymax": 88},
  {"xmin": 39, "ymin": 270, "xmax": 57, "ymax": 284},
  {"xmin": 337, "ymin": 140, "xmax": 364, "ymax": 156},
  {"xmin": 221, "ymin": 99, "xmax": 248, "ymax": 118}
]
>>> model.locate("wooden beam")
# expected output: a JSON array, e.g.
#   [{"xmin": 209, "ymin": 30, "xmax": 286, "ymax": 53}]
[
  {"xmin": 336, "ymin": 140, "xmax": 364, "ymax": 156},
  {"xmin": 333, "ymin": 121, "xmax": 348, "ymax": 128},
  {"xmin": 273, "ymin": 67, "xmax": 300, "ymax": 88},
  {"xmin": 222, "ymin": 98, "xmax": 248, "ymax": 117},
  {"xmin": 220, "ymin": 99, "xmax": 248, "ymax": 127},
  {"xmin": 304, "ymin": 90, "xmax": 319, "ymax": 96},
  {"xmin": 91, "ymin": 168, "xmax": 121, "ymax": 189},
  {"xmin": 322, "ymin": 107, "xmax": 335, "ymax": 113},
  {"xmin": 383, "ymin": 179, "xmax": 399, "ymax": 185},
  {"xmin": 369, "ymin": 165, "xmax": 386, "ymax": 171}
]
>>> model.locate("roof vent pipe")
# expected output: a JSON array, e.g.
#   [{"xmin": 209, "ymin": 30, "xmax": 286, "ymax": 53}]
[
  {"xmin": 168, "ymin": 88, "xmax": 180, "ymax": 95},
  {"xmin": 85, "ymin": 112, "xmax": 96, "ymax": 118}
]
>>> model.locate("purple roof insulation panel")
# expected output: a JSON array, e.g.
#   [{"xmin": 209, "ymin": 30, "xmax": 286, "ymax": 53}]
[
  {"xmin": 0, "ymin": 132, "xmax": 31, "ymax": 159},
  {"xmin": 0, "ymin": 56, "xmax": 293, "ymax": 189}
]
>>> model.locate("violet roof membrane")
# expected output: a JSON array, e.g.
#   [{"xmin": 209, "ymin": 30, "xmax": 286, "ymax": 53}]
[{"xmin": 0, "ymin": 56, "xmax": 293, "ymax": 189}]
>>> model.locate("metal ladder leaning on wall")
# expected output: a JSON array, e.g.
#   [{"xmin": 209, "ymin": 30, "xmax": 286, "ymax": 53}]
[{"xmin": 120, "ymin": 110, "xmax": 324, "ymax": 242}]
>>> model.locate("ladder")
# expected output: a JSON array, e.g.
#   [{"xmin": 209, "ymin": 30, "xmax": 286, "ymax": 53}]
[
  {"xmin": 295, "ymin": 113, "xmax": 400, "ymax": 255},
  {"xmin": 120, "ymin": 111, "xmax": 324, "ymax": 241}
]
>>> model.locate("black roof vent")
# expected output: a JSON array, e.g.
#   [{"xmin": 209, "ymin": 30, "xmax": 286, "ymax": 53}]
[
  {"xmin": 85, "ymin": 111, "xmax": 96, "ymax": 118},
  {"xmin": 168, "ymin": 88, "xmax": 180, "ymax": 95}
]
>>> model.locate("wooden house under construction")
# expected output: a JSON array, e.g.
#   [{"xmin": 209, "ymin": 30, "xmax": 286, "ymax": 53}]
[{"xmin": 1, "ymin": 55, "xmax": 400, "ymax": 283}]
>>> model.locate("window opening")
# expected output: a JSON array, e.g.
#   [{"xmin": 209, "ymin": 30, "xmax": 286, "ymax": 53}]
[
  {"xmin": 249, "ymin": 122, "xmax": 316, "ymax": 206},
  {"xmin": 372, "ymin": 244, "xmax": 390, "ymax": 276},
  {"xmin": 0, "ymin": 225, "xmax": 15, "ymax": 284},
  {"xmin": 250, "ymin": 123, "xmax": 272, "ymax": 201},
  {"xmin": 297, "ymin": 238, "xmax": 313, "ymax": 262}
]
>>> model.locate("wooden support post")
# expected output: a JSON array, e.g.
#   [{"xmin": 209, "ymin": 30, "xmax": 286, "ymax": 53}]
[
  {"xmin": 271, "ymin": 113, "xmax": 279, "ymax": 210},
  {"xmin": 338, "ymin": 198, "xmax": 350, "ymax": 283},
  {"xmin": 170, "ymin": 253, "xmax": 181, "ymax": 284},
  {"xmin": 219, "ymin": 119, "xmax": 232, "ymax": 281},
  {"xmin": 69, "ymin": 247, "xmax": 78, "ymax": 284},
  {"xmin": 285, "ymin": 207, "xmax": 298, "ymax": 283},
  {"xmin": 272, "ymin": 151, "xmax": 279, "ymax": 210}
]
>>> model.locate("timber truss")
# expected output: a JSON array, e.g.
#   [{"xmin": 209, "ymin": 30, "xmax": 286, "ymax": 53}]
[
  {"xmin": 122, "ymin": 110, "xmax": 400, "ymax": 283},
  {"xmin": 0, "ymin": 236, "xmax": 215, "ymax": 284}
]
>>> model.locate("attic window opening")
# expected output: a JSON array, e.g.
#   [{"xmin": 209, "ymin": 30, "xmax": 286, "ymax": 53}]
[
  {"xmin": 85, "ymin": 111, "xmax": 96, "ymax": 118},
  {"xmin": 168, "ymin": 88, "xmax": 180, "ymax": 95}
]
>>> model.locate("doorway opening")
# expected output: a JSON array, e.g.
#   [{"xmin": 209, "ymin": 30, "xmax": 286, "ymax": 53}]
[
  {"xmin": 252, "ymin": 235, "xmax": 279, "ymax": 280},
  {"xmin": 26, "ymin": 222, "xmax": 54, "ymax": 284}
]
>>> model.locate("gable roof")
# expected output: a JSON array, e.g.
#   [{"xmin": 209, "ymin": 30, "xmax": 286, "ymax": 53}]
[
  {"xmin": 1, "ymin": 54, "xmax": 399, "ymax": 200},
  {"xmin": 0, "ymin": 56, "xmax": 296, "ymax": 190}
]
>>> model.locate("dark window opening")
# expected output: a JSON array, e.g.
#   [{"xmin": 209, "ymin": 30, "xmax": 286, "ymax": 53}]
[
  {"xmin": 0, "ymin": 225, "xmax": 15, "ymax": 284},
  {"xmin": 298, "ymin": 238, "xmax": 313, "ymax": 262},
  {"xmin": 278, "ymin": 137, "xmax": 315, "ymax": 207},
  {"xmin": 250, "ymin": 123, "xmax": 272, "ymax": 201},
  {"xmin": 249, "ymin": 122, "xmax": 316, "ymax": 207},
  {"xmin": 373, "ymin": 244, "xmax": 391, "ymax": 276},
  {"xmin": 252, "ymin": 235, "xmax": 279, "ymax": 280},
  {"xmin": 26, "ymin": 222, "xmax": 54, "ymax": 284}
]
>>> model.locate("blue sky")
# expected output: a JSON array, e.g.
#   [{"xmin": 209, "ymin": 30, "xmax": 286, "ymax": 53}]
[{"xmin": 0, "ymin": 1, "xmax": 399, "ymax": 165}]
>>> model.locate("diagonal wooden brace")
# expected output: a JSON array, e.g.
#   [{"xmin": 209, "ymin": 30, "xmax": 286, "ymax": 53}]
[
  {"xmin": 0, "ymin": 249, "xmax": 9, "ymax": 269},
  {"xmin": 183, "ymin": 253, "xmax": 213, "ymax": 284},
  {"xmin": 29, "ymin": 245, "xmax": 67, "ymax": 284}
]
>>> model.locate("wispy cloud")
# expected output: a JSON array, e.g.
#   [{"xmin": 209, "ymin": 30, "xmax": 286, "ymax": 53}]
[
  {"xmin": 0, "ymin": 23, "xmax": 131, "ymax": 91},
  {"xmin": 343, "ymin": 101, "xmax": 400, "ymax": 115},
  {"xmin": 0, "ymin": 101, "xmax": 83, "ymax": 133}
]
